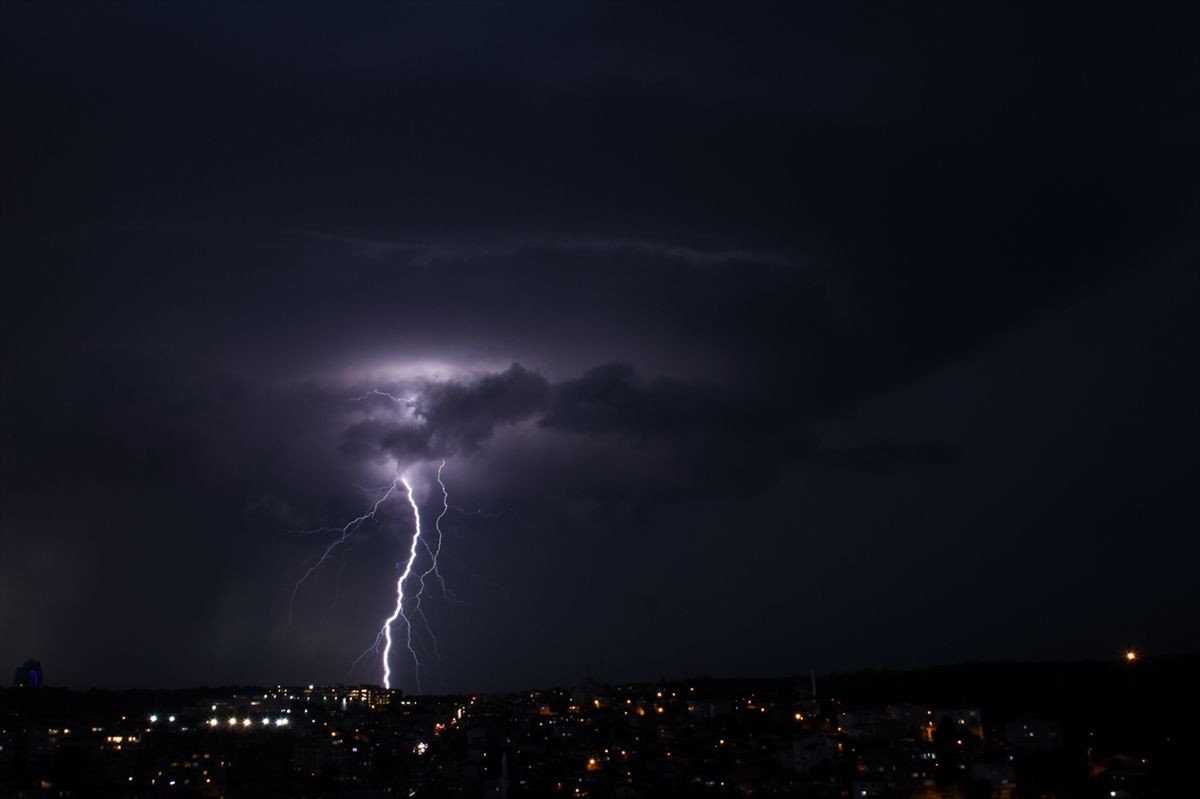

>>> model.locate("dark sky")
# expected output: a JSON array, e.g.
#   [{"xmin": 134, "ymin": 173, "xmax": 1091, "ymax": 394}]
[{"xmin": 2, "ymin": 3, "xmax": 1198, "ymax": 692}]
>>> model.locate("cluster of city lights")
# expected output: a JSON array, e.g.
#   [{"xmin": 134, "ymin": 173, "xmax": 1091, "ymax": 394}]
[
  {"xmin": 149, "ymin": 712, "xmax": 291, "ymax": 729},
  {"xmin": 204, "ymin": 716, "xmax": 290, "ymax": 729}
]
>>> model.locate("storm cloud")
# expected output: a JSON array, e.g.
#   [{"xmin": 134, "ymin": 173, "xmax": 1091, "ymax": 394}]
[{"xmin": 1, "ymin": 2, "xmax": 1197, "ymax": 691}]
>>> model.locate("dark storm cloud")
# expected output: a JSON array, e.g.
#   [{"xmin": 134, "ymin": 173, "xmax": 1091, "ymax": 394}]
[
  {"xmin": 813, "ymin": 439, "xmax": 961, "ymax": 472},
  {"xmin": 537, "ymin": 364, "xmax": 816, "ymax": 502},
  {"xmin": 1, "ymin": 2, "xmax": 1197, "ymax": 689},
  {"xmin": 341, "ymin": 364, "xmax": 552, "ymax": 462},
  {"xmin": 543, "ymin": 364, "xmax": 774, "ymax": 441},
  {"xmin": 338, "ymin": 361, "xmax": 813, "ymax": 507},
  {"xmin": 3, "ymin": 1, "xmax": 1192, "ymax": 408}
]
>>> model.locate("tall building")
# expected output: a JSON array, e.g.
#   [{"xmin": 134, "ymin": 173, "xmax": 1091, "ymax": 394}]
[{"xmin": 14, "ymin": 659, "xmax": 42, "ymax": 688}]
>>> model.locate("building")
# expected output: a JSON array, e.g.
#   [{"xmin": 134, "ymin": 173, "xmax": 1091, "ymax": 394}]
[{"xmin": 933, "ymin": 707, "xmax": 983, "ymax": 740}]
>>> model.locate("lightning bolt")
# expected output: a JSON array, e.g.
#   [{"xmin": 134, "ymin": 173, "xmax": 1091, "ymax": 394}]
[
  {"xmin": 383, "ymin": 462, "xmax": 456, "ymax": 691},
  {"xmin": 306, "ymin": 465, "xmax": 454, "ymax": 691},
  {"xmin": 387, "ymin": 461, "xmax": 459, "ymax": 689},
  {"xmin": 378, "ymin": 476, "xmax": 426, "ymax": 690},
  {"xmin": 290, "ymin": 389, "xmax": 473, "ymax": 690},
  {"xmin": 333, "ymin": 471, "xmax": 431, "ymax": 690},
  {"xmin": 419, "ymin": 461, "xmax": 460, "ymax": 605}
]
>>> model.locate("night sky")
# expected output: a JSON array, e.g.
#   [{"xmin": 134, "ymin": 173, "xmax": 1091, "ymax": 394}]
[{"xmin": 2, "ymin": 4, "xmax": 1198, "ymax": 693}]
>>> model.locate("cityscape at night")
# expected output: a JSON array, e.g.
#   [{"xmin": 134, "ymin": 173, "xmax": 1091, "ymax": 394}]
[
  {"xmin": 7, "ymin": 652, "xmax": 1200, "ymax": 796},
  {"xmin": 2, "ymin": 2, "xmax": 1197, "ymax": 798},
  {"xmin": 4, "ymin": 654, "xmax": 1199, "ymax": 797}
]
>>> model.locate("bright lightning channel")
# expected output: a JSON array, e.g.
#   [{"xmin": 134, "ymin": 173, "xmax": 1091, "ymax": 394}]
[
  {"xmin": 291, "ymin": 386, "xmax": 469, "ymax": 690},
  {"xmin": 379, "ymin": 476, "xmax": 426, "ymax": 690},
  {"xmin": 293, "ymin": 461, "xmax": 459, "ymax": 690},
  {"xmin": 380, "ymin": 460, "xmax": 455, "ymax": 691}
]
